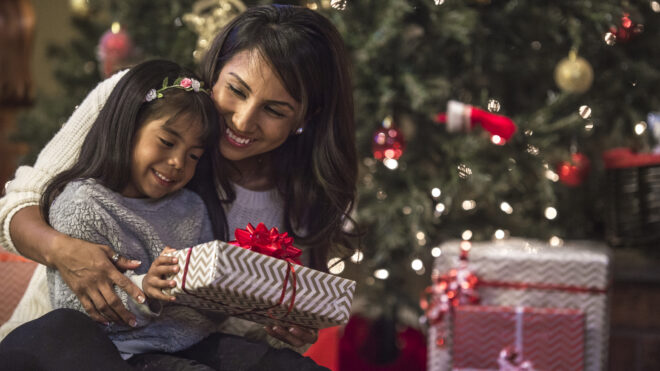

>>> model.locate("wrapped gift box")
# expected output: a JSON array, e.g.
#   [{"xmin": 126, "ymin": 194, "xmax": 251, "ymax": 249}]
[
  {"xmin": 428, "ymin": 238, "xmax": 610, "ymax": 371},
  {"xmin": 453, "ymin": 306, "xmax": 584, "ymax": 371},
  {"xmin": 164, "ymin": 240, "xmax": 356, "ymax": 329}
]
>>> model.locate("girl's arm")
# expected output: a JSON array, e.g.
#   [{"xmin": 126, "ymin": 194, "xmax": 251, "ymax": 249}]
[{"xmin": 1, "ymin": 70, "xmax": 143, "ymax": 325}]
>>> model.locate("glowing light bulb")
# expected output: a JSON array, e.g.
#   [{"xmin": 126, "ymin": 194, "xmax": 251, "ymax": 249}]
[
  {"xmin": 549, "ymin": 236, "xmax": 564, "ymax": 247},
  {"xmin": 327, "ymin": 257, "xmax": 345, "ymax": 274},
  {"xmin": 431, "ymin": 247, "xmax": 442, "ymax": 257},
  {"xmin": 500, "ymin": 202, "xmax": 513, "ymax": 214},
  {"xmin": 634, "ymin": 121, "xmax": 647, "ymax": 135},
  {"xmin": 374, "ymin": 269, "xmax": 389, "ymax": 280},
  {"xmin": 462, "ymin": 200, "xmax": 476, "ymax": 210},
  {"xmin": 411, "ymin": 259, "xmax": 423, "ymax": 271},
  {"xmin": 545, "ymin": 207, "xmax": 558, "ymax": 220},
  {"xmin": 431, "ymin": 188, "xmax": 441, "ymax": 198},
  {"xmin": 383, "ymin": 158, "xmax": 398, "ymax": 169},
  {"xmin": 461, "ymin": 230, "xmax": 473, "ymax": 240},
  {"xmin": 350, "ymin": 250, "xmax": 363, "ymax": 263}
]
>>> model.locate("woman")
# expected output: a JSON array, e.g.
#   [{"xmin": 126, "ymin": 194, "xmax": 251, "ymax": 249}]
[{"xmin": 0, "ymin": 4, "xmax": 356, "ymax": 370}]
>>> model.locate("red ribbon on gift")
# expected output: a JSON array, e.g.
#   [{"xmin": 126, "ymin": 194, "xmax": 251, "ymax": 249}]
[
  {"xmin": 230, "ymin": 223, "xmax": 301, "ymax": 319},
  {"xmin": 420, "ymin": 246, "xmax": 479, "ymax": 347},
  {"xmin": 181, "ymin": 223, "xmax": 303, "ymax": 322},
  {"xmin": 229, "ymin": 222, "xmax": 302, "ymax": 265}
]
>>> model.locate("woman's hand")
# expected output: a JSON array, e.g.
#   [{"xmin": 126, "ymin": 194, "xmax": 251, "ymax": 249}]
[
  {"xmin": 264, "ymin": 325, "xmax": 319, "ymax": 347},
  {"xmin": 51, "ymin": 234, "xmax": 144, "ymax": 326},
  {"xmin": 142, "ymin": 247, "xmax": 179, "ymax": 302}
]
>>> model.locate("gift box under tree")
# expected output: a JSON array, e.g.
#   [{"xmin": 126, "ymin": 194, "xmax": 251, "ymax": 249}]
[
  {"xmin": 452, "ymin": 305, "xmax": 584, "ymax": 370},
  {"xmin": 164, "ymin": 224, "xmax": 356, "ymax": 329},
  {"xmin": 427, "ymin": 238, "xmax": 610, "ymax": 371}
]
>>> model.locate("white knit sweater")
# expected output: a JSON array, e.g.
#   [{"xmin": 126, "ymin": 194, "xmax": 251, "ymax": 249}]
[{"xmin": 0, "ymin": 70, "xmax": 309, "ymax": 354}]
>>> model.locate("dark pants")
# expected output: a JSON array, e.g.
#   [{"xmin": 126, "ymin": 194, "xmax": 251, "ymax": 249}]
[{"xmin": 0, "ymin": 309, "xmax": 327, "ymax": 371}]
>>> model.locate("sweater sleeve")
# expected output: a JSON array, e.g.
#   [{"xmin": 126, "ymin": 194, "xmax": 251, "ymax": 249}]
[
  {"xmin": 0, "ymin": 70, "xmax": 129, "ymax": 254},
  {"xmin": 46, "ymin": 182, "xmax": 150, "ymax": 325}
]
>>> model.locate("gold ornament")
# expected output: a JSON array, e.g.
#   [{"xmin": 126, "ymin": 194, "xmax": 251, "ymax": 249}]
[
  {"xmin": 554, "ymin": 49, "xmax": 594, "ymax": 94},
  {"xmin": 69, "ymin": 0, "xmax": 89, "ymax": 17},
  {"xmin": 183, "ymin": 0, "xmax": 247, "ymax": 62}
]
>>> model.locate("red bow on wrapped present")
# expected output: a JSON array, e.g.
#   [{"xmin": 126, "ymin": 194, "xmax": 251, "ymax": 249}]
[
  {"xmin": 421, "ymin": 245, "xmax": 480, "ymax": 347},
  {"xmin": 230, "ymin": 223, "xmax": 302, "ymax": 265}
]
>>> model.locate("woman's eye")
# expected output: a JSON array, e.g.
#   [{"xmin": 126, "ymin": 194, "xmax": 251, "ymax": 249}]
[
  {"xmin": 190, "ymin": 154, "xmax": 201, "ymax": 161},
  {"xmin": 266, "ymin": 106, "xmax": 285, "ymax": 117},
  {"xmin": 228, "ymin": 84, "xmax": 246, "ymax": 98},
  {"xmin": 159, "ymin": 138, "xmax": 174, "ymax": 147}
]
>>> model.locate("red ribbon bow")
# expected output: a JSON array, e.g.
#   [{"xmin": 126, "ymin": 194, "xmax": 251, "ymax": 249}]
[
  {"xmin": 230, "ymin": 223, "xmax": 302, "ymax": 265},
  {"xmin": 421, "ymin": 246, "xmax": 480, "ymax": 347}
]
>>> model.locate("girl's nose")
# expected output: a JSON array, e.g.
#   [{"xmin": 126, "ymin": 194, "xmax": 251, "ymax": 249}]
[{"xmin": 168, "ymin": 152, "xmax": 185, "ymax": 170}]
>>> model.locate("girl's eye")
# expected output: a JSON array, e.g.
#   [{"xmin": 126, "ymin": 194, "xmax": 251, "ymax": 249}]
[
  {"xmin": 228, "ymin": 84, "xmax": 246, "ymax": 98},
  {"xmin": 159, "ymin": 138, "xmax": 174, "ymax": 147},
  {"xmin": 190, "ymin": 154, "xmax": 201, "ymax": 161}
]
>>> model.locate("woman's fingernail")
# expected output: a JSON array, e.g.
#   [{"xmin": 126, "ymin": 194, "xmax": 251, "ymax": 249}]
[
  {"xmin": 129, "ymin": 319, "xmax": 137, "ymax": 327},
  {"xmin": 131, "ymin": 260, "xmax": 142, "ymax": 265},
  {"xmin": 170, "ymin": 296, "xmax": 176, "ymax": 302},
  {"xmin": 137, "ymin": 295, "xmax": 145, "ymax": 303},
  {"xmin": 288, "ymin": 327, "xmax": 296, "ymax": 333}
]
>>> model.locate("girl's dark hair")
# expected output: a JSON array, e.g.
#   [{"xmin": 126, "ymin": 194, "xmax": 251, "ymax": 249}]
[
  {"xmin": 41, "ymin": 59, "xmax": 225, "ymax": 238},
  {"xmin": 202, "ymin": 5, "xmax": 358, "ymax": 270}
]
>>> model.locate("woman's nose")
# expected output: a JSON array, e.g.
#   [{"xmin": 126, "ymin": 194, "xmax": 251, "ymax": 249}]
[{"xmin": 232, "ymin": 103, "xmax": 257, "ymax": 133}]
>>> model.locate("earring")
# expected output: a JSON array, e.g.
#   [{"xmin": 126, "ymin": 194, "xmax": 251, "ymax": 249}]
[{"xmin": 295, "ymin": 127, "xmax": 304, "ymax": 135}]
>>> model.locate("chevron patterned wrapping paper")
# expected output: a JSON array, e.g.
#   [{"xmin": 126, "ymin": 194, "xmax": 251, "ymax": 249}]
[
  {"xmin": 164, "ymin": 240, "xmax": 356, "ymax": 329},
  {"xmin": 428, "ymin": 238, "xmax": 610, "ymax": 371},
  {"xmin": 452, "ymin": 306, "xmax": 584, "ymax": 370}
]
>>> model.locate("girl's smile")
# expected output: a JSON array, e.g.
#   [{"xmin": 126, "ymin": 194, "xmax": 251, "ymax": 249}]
[{"xmin": 122, "ymin": 115, "xmax": 205, "ymax": 198}]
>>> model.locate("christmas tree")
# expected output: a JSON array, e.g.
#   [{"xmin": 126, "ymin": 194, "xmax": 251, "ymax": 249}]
[
  {"xmin": 318, "ymin": 0, "xmax": 660, "ymax": 319},
  {"xmin": 16, "ymin": 0, "xmax": 660, "ymax": 325}
]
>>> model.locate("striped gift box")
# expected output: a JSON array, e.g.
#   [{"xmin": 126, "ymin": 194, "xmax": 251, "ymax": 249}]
[
  {"xmin": 429, "ymin": 238, "xmax": 610, "ymax": 371},
  {"xmin": 453, "ymin": 306, "xmax": 584, "ymax": 371},
  {"xmin": 164, "ymin": 240, "xmax": 356, "ymax": 329}
]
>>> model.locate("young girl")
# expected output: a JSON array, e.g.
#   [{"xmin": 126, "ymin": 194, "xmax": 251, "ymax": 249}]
[{"xmin": 42, "ymin": 59, "xmax": 225, "ymax": 361}]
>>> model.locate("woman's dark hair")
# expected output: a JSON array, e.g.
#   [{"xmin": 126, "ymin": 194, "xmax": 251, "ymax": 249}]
[
  {"xmin": 202, "ymin": 5, "xmax": 358, "ymax": 270},
  {"xmin": 41, "ymin": 59, "xmax": 225, "ymax": 238}
]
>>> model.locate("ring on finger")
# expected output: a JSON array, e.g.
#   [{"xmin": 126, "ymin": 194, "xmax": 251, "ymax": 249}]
[{"xmin": 111, "ymin": 252, "xmax": 120, "ymax": 264}]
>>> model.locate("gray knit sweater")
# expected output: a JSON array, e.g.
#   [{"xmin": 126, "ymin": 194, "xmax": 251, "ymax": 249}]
[{"xmin": 47, "ymin": 179, "xmax": 219, "ymax": 357}]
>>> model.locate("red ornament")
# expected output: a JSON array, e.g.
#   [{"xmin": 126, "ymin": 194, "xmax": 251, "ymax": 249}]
[
  {"xmin": 98, "ymin": 27, "xmax": 134, "ymax": 77},
  {"xmin": 609, "ymin": 13, "xmax": 643, "ymax": 43},
  {"xmin": 372, "ymin": 117, "xmax": 405, "ymax": 161},
  {"xmin": 557, "ymin": 153, "xmax": 591, "ymax": 187}
]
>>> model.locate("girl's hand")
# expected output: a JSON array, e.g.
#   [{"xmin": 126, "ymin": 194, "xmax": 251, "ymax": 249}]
[
  {"xmin": 52, "ymin": 234, "xmax": 144, "ymax": 326},
  {"xmin": 142, "ymin": 247, "xmax": 180, "ymax": 302},
  {"xmin": 264, "ymin": 325, "xmax": 319, "ymax": 347}
]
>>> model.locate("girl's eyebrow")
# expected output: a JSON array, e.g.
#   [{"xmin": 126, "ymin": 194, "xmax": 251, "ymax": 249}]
[{"xmin": 228, "ymin": 72, "xmax": 296, "ymax": 112}]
